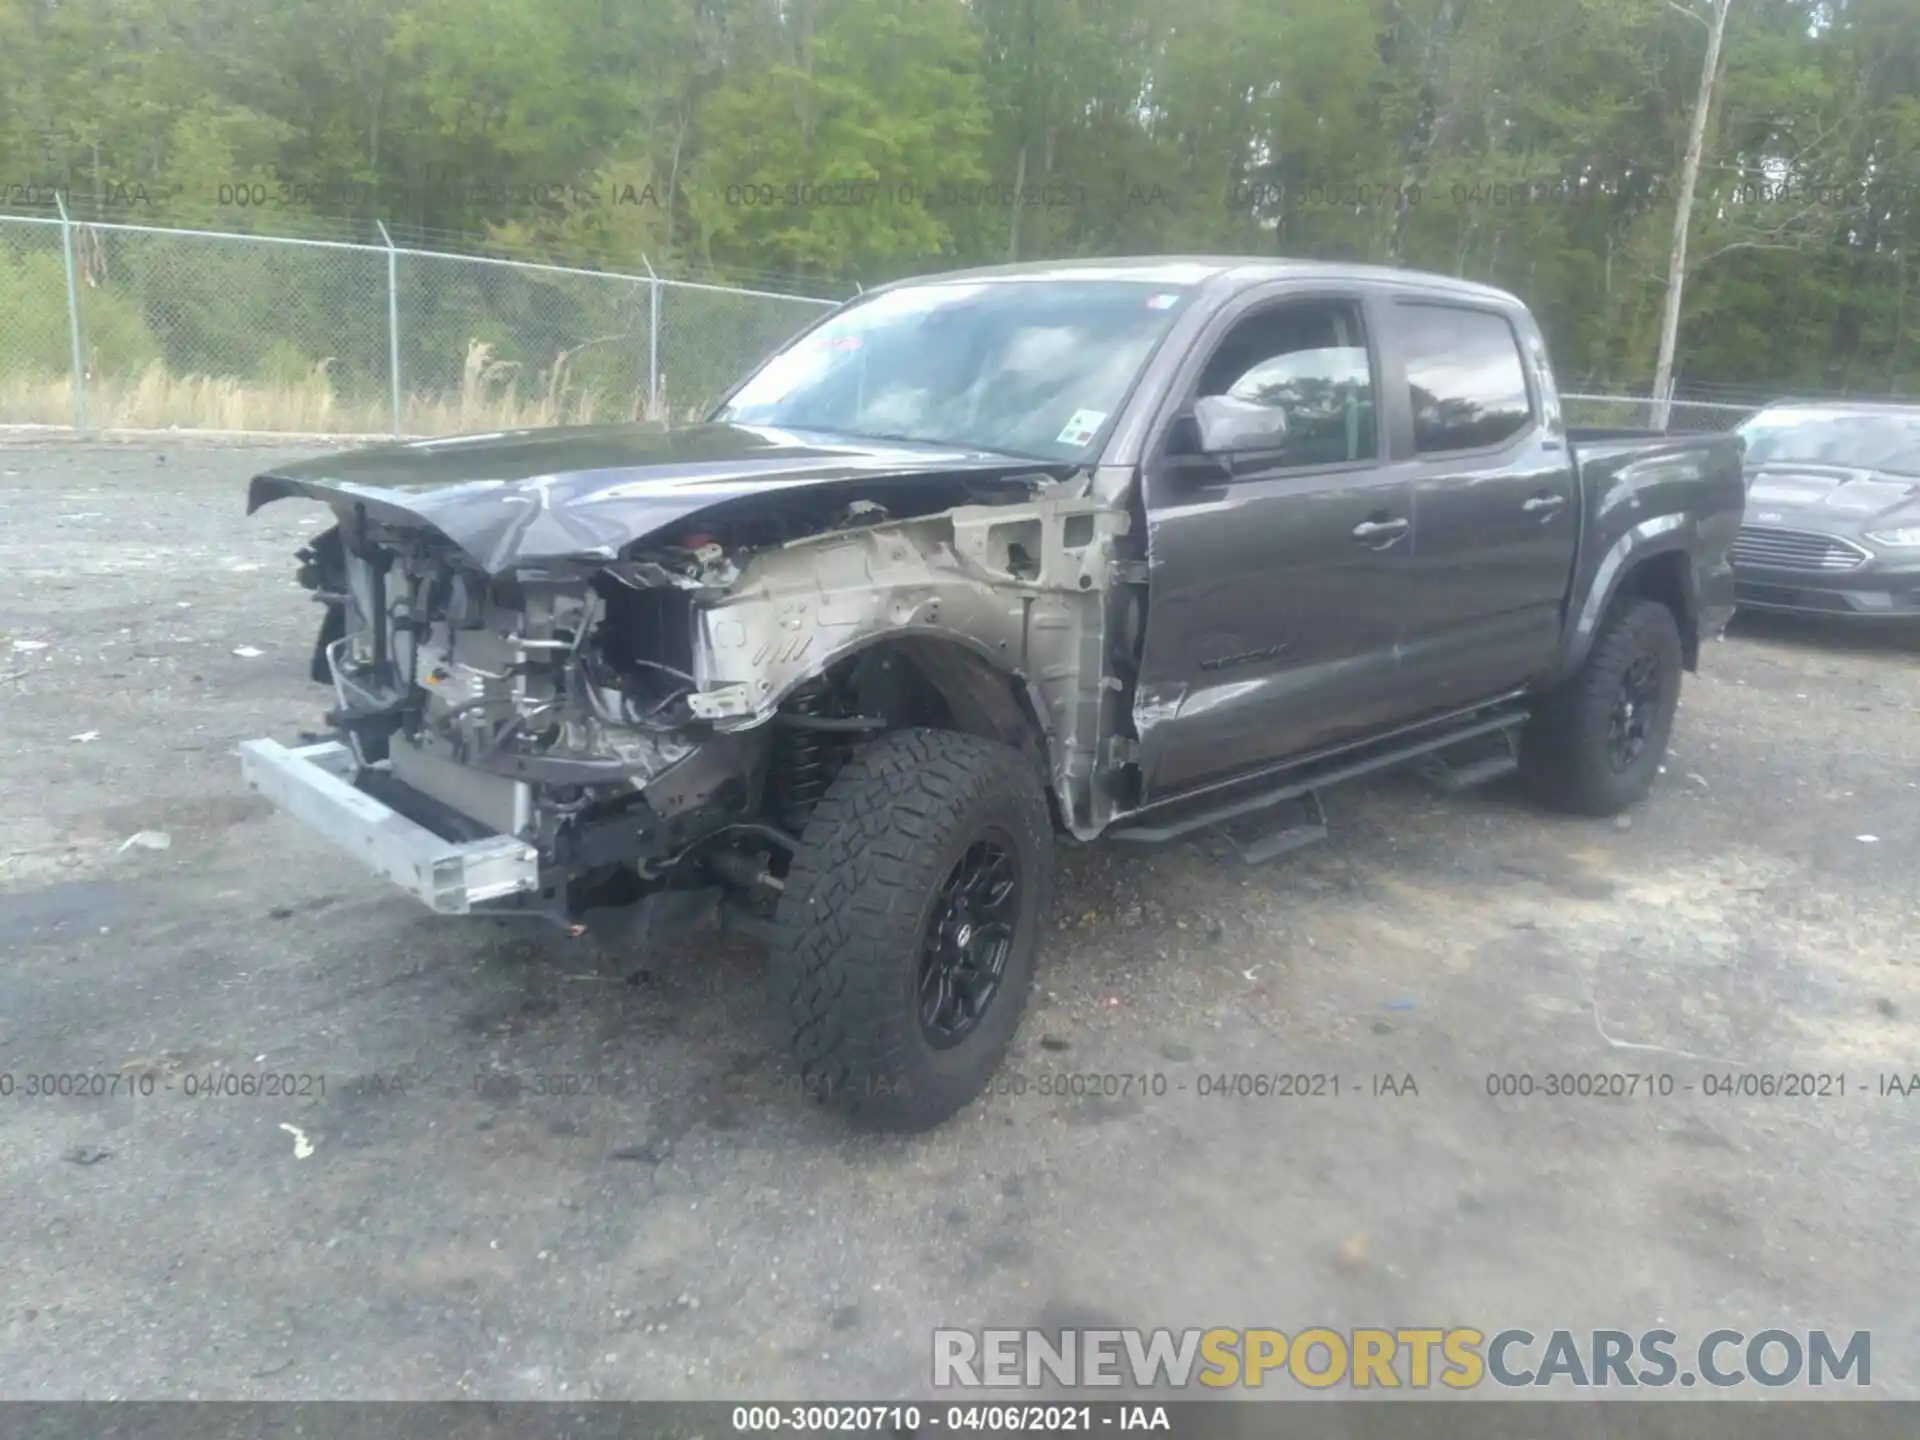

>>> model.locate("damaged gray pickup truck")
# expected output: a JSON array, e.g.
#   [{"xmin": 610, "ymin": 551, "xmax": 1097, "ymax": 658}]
[{"xmin": 240, "ymin": 257, "xmax": 1746, "ymax": 1131}]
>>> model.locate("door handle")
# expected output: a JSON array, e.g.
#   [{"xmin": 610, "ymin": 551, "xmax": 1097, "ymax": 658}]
[
  {"xmin": 1351, "ymin": 517, "xmax": 1410, "ymax": 543},
  {"xmin": 1522, "ymin": 494, "xmax": 1567, "ymax": 514}
]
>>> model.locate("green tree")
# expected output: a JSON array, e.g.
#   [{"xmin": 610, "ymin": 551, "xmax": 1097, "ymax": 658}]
[{"xmin": 683, "ymin": 0, "xmax": 991, "ymax": 280}]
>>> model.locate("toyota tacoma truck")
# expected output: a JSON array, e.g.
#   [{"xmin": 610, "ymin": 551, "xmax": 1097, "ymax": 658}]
[{"xmin": 239, "ymin": 257, "xmax": 1746, "ymax": 1131}]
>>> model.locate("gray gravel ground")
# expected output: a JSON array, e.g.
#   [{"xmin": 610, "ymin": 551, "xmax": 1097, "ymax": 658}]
[{"xmin": 2, "ymin": 440, "xmax": 1918, "ymax": 1402}]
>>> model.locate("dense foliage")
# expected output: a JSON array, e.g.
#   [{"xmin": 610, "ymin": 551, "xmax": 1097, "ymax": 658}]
[{"xmin": 3, "ymin": 0, "xmax": 1917, "ymax": 394}]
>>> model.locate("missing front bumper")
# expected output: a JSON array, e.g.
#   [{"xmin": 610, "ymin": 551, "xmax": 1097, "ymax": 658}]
[{"xmin": 238, "ymin": 738, "xmax": 541, "ymax": 914}]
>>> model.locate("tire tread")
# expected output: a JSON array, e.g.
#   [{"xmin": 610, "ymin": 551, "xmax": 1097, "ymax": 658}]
[
  {"xmin": 768, "ymin": 728, "xmax": 1053, "ymax": 1132},
  {"xmin": 1521, "ymin": 598, "xmax": 1683, "ymax": 816}
]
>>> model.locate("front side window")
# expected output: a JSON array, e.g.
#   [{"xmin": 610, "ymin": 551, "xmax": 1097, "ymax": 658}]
[
  {"xmin": 713, "ymin": 279, "xmax": 1197, "ymax": 462},
  {"xmin": 1399, "ymin": 303, "xmax": 1533, "ymax": 454},
  {"xmin": 1193, "ymin": 300, "xmax": 1376, "ymax": 467}
]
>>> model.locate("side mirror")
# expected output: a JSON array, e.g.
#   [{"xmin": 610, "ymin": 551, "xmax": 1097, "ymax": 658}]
[{"xmin": 1192, "ymin": 394, "xmax": 1289, "ymax": 456}]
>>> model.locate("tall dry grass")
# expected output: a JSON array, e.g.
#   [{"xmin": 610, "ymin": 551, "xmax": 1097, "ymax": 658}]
[{"xmin": 0, "ymin": 339, "xmax": 711, "ymax": 437}]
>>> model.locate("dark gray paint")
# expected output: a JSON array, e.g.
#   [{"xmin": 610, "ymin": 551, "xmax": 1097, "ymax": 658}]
[
  {"xmin": 248, "ymin": 423, "xmax": 1064, "ymax": 574},
  {"xmin": 1550, "ymin": 435, "xmax": 1744, "ymax": 681},
  {"xmin": 1109, "ymin": 267, "xmax": 1745, "ymax": 803},
  {"xmin": 246, "ymin": 255, "xmax": 1747, "ymax": 829},
  {"xmin": 1727, "ymin": 403, "xmax": 1920, "ymax": 618},
  {"xmin": 1386, "ymin": 299, "xmax": 1577, "ymax": 715},
  {"xmin": 1130, "ymin": 282, "xmax": 1415, "ymax": 792}
]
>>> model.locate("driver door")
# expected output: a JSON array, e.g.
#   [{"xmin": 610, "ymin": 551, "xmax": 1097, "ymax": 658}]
[{"xmin": 1133, "ymin": 288, "xmax": 1416, "ymax": 800}]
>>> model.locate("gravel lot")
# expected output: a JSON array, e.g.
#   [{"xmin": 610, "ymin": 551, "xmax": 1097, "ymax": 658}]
[{"xmin": 3, "ymin": 439, "xmax": 1918, "ymax": 1402}]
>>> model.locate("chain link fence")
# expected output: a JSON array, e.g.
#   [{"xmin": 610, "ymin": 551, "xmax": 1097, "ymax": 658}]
[
  {"xmin": 0, "ymin": 207, "xmax": 839, "ymax": 437},
  {"xmin": 1562, "ymin": 393, "xmax": 1757, "ymax": 433},
  {"xmin": 6, "ymin": 209, "xmax": 1890, "ymax": 443},
  {"xmin": 0, "ymin": 215, "xmax": 82, "ymax": 427}
]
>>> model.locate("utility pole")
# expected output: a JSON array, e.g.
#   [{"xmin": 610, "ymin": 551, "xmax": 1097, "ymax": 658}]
[{"xmin": 1651, "ymin": 0, "xmax": 1734, "ymax": 429}]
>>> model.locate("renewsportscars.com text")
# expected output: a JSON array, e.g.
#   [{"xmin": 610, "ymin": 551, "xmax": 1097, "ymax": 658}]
[{"xmin": 932, "ymin": 1327, "xmax": 1871, "ymax": 1390}]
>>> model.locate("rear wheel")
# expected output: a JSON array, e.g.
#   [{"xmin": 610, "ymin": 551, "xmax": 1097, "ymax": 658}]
[
  {"xmin": 1520, "ymin": 598, "xmax": 1683, "ymax": 817},
  {"xmin": 768, "ymin": 728, "xmax": 1054, "ymax": 1132}
]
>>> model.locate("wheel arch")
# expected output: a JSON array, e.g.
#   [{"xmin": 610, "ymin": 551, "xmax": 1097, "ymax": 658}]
[
  {"xmin": 776, "ymin": 631, "xmax": 1062, "ymax": 816},
  {"xmin": 1612, "ymin": 549, "xmax": 1698, "ymax": 671},
  {"xmin": 1556, "ymin": 520, "xmax": 1702, "ymax": 686}
]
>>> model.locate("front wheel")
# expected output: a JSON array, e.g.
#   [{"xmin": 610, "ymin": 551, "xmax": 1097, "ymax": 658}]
[
  {"xmin": 768, "ymin": 728, "xmax": 1055, "ymax": 1132},
  {"xmin": 1520, "ymin": 598, "xmax": 1684, "ymax": 817}
]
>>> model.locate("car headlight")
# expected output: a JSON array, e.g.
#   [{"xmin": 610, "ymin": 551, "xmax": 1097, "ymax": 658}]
[{"xmin": 1866, "ymin": 527, "xmax": 1920, "ymax": 547}]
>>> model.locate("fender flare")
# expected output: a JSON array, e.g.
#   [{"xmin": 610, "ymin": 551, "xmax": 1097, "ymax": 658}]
[{"xmin": 1551, "ymin": 514, "xmax": 1700, "ymax": 686}]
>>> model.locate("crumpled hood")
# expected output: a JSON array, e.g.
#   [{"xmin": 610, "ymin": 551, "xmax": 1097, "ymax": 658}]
[
  {"xmin": 1745, "ymin": 464, "xmax": 1920, "ymax": 532},
  {"xmin": 249, "ymin": 422, "xmax": 1058, "ymax": 574}
]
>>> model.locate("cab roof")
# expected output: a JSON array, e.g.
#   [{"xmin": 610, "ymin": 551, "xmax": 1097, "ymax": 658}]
[{"xmin": 863, "ymin": 255, "xmax": 1519, "ymax": 306}]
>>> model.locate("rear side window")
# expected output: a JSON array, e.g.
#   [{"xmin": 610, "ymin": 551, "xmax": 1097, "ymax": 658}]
[{"xmin": 1399, "ymin": 303, "xmax": 1533, "ymax": 454}]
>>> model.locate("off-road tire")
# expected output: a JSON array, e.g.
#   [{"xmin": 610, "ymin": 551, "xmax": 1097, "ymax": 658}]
[
  {"xmin": 1520, "ymin": 597, "xmax": 1684, "ymax": 817},
  {"xmin": 768, "ymin": 728, "xmax": 1054, "ymax": 1132}
]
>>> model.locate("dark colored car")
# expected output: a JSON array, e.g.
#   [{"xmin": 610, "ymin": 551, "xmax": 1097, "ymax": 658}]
[
  {"xmin": 1731, "ymin": 401, "xmax": 1920, "ymax": 620},
  {"xmin": 238, "ymin": 256, "xmax": 1746, "ymax": 1131}
]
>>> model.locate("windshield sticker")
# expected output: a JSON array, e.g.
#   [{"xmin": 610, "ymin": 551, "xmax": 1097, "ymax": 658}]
[
  {"xmin": 1056, "ymin": 409, "xmax": 1108, "ymax": 447},
  {"xmin": 1146, "ymin": 293, "xmax": 1180, "ymax": 309}
]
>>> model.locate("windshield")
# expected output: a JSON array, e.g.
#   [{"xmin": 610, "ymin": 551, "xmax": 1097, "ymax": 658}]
[
  {"xmin": 1737, "ymin": 408, "xmax": 1920, "ymax": 477},
  {"xmin": 712, "ymin": 279, "xmax": 1197, "ymax": 461}
]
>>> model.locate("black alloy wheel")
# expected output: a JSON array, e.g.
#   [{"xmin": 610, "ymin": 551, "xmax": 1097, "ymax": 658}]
[
  {"xmin": 917, "ymin": 835, "xmax": 1021, "ymax": 1048},
  {"xmin": 768, "ymin": 727, "xmax": 1055, "ymax": 1132},
  {"xmin": 1606, "ymin": 651, "xmax": 1663, "ymax": 771},
  {"xmin": 1518, "ymin": 596, "xmax": 1684, "ymax": 817}
]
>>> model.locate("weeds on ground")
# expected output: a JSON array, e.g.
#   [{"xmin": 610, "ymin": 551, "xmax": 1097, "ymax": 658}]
[{"xmin": 0, "ymin": 339, "xmax": 706, "ymax": 435}]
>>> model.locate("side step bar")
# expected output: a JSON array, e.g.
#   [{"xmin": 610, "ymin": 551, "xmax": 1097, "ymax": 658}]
[
  {"xmin": 1211, "ymin": 791, "xmax": 1329, "ymax": 865},
  {"xmin": 1414, "ymin": 727, "xmax": 1521, "ymax": 795},
  {"xmin": 1109, "ymin": 708, "xmax": 1528, "ymax": 856}
]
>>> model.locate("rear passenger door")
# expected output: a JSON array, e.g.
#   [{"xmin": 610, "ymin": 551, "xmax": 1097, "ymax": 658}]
[{"xmin": 1386, "ymin": 299, "xmax": 1578, "ymax": 714}]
